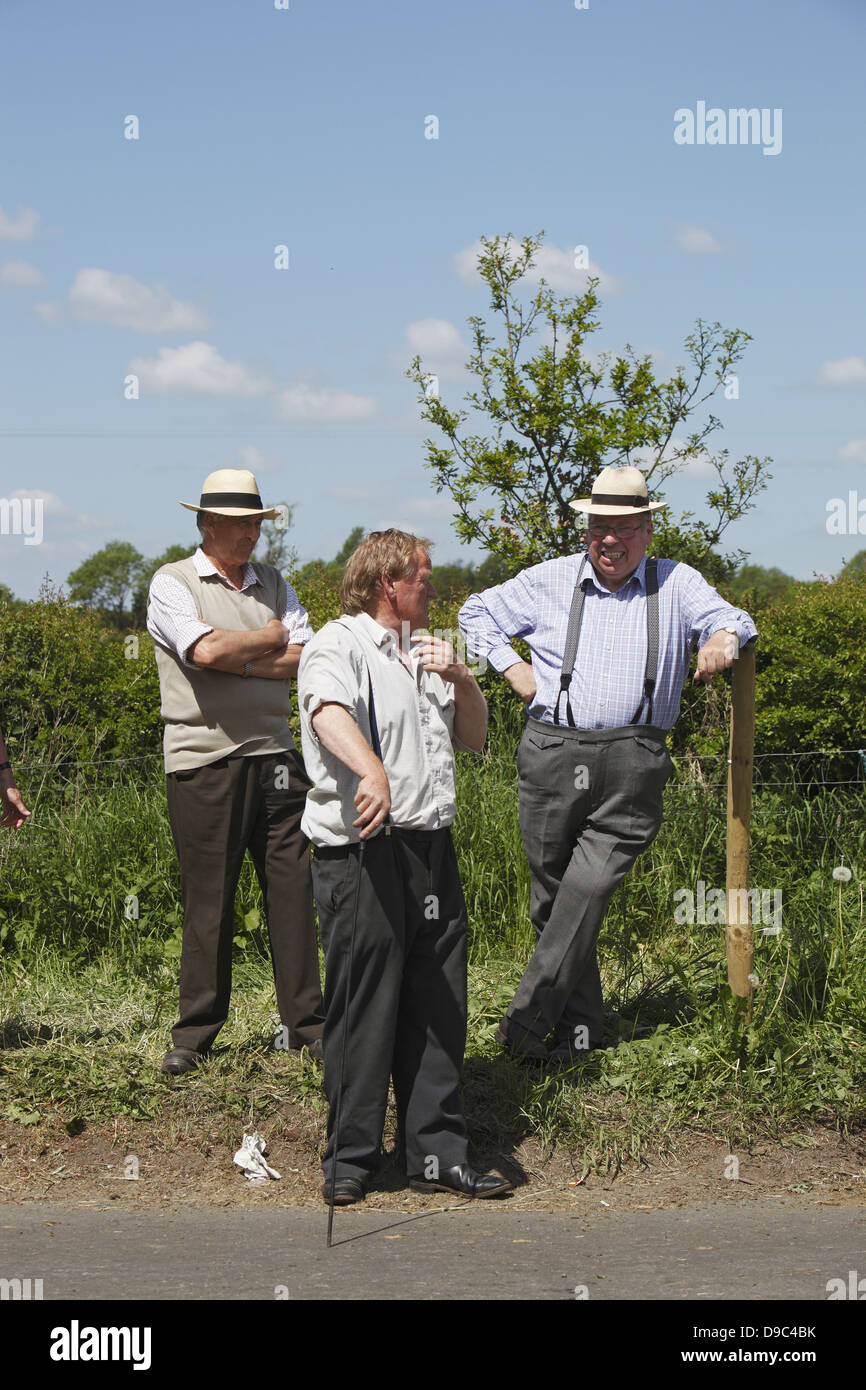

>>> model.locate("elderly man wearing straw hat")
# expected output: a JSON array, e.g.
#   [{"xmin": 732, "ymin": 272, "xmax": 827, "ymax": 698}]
[
  {"xmin": 147, "ymin": 469, "xmax": 324, "ymax": 1075},
  {"xmin": 458, "ymin": 466, "xmax": 757, "ymax": 1062}
]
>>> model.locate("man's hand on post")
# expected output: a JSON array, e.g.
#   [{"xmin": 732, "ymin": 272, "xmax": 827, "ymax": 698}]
[{"xmin": 694, "ymin": 630, "xmax": 738, "ymax": 684}]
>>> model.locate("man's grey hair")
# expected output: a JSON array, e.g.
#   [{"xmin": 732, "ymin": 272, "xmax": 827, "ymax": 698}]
[{"xmin": 196, "ymin": 512, "xmax": 207, "ymax": 537}]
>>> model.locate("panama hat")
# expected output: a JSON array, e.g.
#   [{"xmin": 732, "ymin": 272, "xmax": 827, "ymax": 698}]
[
  {"xmin": 569, "ymin": 466, "xmax": 668, "ymax": 517},
  {"xmin": 180, "ymin": 469, "xmax": 280, "ymax": 520}
]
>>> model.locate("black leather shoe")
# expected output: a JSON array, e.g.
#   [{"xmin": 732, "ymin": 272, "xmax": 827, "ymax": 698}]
[
  {"xmin": 306, "ymin": 1038, "xmax": 324, "ymax": 1065},
  {"xmin": 409, "ymin": 1164, "xmax": 513, "ymax": 1199},
  {"xmin": 321, "ymin": 1177, "xmax": 366, "ymax": 1205},
  {"xmin": 495, "ymin": 1021, "xmax": 548, "ymax": 1061},
  {"xmin": 160, "ymin": 1046, "xmax": 205, "ymax": 1075},
  {"xmin": 549, "ymin": 1036, "xmax": 602, "ymax": 1063}
]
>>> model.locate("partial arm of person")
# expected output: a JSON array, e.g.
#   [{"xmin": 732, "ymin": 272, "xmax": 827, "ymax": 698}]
[
  {"xmin": 458, "ymin": 569, "xmax": 538, "ymax": 705},
  {"xmin": 310, "ymin": 702, "xmax": 391, "ymax": 838},
  {"xmin": 678, "ymin": 564, "xmax": 758, "ymax": 685},
  {"xmin": 411, "ymin": 635, "xmax": 488, "ymax": 750},
  {"xmin": 0, "ymin": 727, "xmax": 29, "ymax": 829},
  {"xmin": 188, "ymin": 620, "xmax": 291, "ymax": 671},
  {"xmin": 501, "ymin": 659, "xmax": 537, "ymax": 705}
]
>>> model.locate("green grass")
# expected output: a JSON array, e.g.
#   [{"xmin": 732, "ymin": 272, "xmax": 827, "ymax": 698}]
[{"xmin": 2, "ymin": 740, "xmax": 865, "ymax": 1171}]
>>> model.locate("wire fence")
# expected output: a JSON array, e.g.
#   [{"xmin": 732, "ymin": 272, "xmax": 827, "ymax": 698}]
[{"xmin": 8, "ymin": 747, "xmax": 866, "ymax": 798}]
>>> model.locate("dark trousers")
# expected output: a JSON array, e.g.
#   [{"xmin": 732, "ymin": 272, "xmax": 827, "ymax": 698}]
[
  {"xmin": 312, "ymin": 827, "xmax": 469, "ymax": 1184},
  {"xmin": 165, "ymin": 749, "xmax": 324, "ymax": 1053},
  {"xmin": 509, "ymin": 720, "xmax": 672, "ymax": 1047}
]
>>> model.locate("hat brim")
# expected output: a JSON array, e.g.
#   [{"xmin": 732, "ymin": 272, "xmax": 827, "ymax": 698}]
[
  {"xmin": 180, "ymin": 501, "xmax": 281, "ymax": 520},
  {"xmin": 569, "ymin": 499, "xmax": 668, "ymax": 516}
]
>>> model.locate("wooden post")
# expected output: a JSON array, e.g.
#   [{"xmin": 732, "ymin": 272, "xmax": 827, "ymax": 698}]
[{"xmin": 726, "ymin": 642, "xmax": 756, "ymax": 999}]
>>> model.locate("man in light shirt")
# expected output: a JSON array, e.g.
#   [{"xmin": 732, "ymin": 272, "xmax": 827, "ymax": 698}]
[
  {"xmin": 458, "ymin": 467, "xmax": 757, "ymax": 1063},
  {"xmin": 298, "ymin": 529, "xmax": 512, "ymax": 1205},
  {"xmin": 147, "ymin": 469, "xmax": 324, "ymax": 1075}
]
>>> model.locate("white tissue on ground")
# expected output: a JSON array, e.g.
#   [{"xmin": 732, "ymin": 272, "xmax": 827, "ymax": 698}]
[{"xmin": 233, "ymin": 1131, "xmax": 281, "ymax": 1181}]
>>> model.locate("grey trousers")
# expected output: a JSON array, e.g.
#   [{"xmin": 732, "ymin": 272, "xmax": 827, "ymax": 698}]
[
  {"xmin": 312, "ymin": 827, "xmax": 469, "ymax": 1185},
  {"xmin": 507, "ymin": 719, "xmax": 673, "ymax": 1047}
]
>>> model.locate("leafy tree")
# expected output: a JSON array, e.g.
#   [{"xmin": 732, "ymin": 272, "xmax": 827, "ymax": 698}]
[
  {"xmin": 334, "ymin": 526, "xmax": 365, "ymax": 566},
  {"xmin": 131, "ymin": 543, "xmax": 194, "ymax": 626},
  {"xmin": 722, "ymin": 563, "xmax": 797, "ymax": 608},
  {"xmin": 0, "ymin": 583, "xmax": 162, "ymax": 771},
  {"xmin": 408, "ymin": 232, "xmax": 771, "ymax": 579},
  {"xmin": 838, "ymin": 550, "xmax": 866, "ymax": 583},
  {"xmin": 255, "ymin": 507, "xmax": 298, "ymax": 574},
  {"xmin": 67, "ymin": 541, "xmax": 145, "ymax": 625},
  {"xmin": 0, "ymin": 582, "xmax": 17, "ymax": 607},
  {"xmin": 292, "ymin": 528, "xmax": 364, "ymax": 593},
  {"xmin": 431, "ymin": 552, "xmax": 514, "ymax": 600}
]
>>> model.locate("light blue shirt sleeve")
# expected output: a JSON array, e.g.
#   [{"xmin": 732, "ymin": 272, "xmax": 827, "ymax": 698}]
[{"xmin": 458, "ymin": 568, "xmax": 538, "ymax": 673}]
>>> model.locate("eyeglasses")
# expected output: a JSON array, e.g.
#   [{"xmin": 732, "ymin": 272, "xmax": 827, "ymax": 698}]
[{"xmin": 586, "ymin": 521, "xmax": 646, "ymax": 539}]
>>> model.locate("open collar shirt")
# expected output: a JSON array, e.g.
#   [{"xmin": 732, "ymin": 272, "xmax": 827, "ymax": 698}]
[
  {"xmin": 298, "ymin": 611, "xmax": 472, "ymax": 846},
  {"xmin": 458, "ymin": 552, "xmax": 757, "ymax": 731}
]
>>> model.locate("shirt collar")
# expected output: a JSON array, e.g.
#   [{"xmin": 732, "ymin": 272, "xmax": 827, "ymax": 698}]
[
  {"xmin": 352, "ymin": 611, "xmax": 423, "ymax": 669},
  {"xmin": 582, "ymin": 550, "xmax": 648, "ymax": 595},
  {"xmin": 194, "ymin": 546, "xmax": 261, "ymax": 591}
]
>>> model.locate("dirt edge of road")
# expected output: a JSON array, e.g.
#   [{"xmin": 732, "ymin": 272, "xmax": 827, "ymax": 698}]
[{"xmin": 1, "ymin": 1117, "xmax": 863, "ymax": 1213}]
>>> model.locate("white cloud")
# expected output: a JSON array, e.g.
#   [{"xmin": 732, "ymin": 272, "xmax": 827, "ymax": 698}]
[
  {"xmin": 455, "ymin": 237, "xmax": 618, "ymax": 294},
  {"xmin": 5, "ymin": 489, "xmax": 112, "ymax": 534},
  {"xmin": 128, "ymin": 341, "xmax": 273, "ymax": 396},
  {"xmin": 69, "ymin": 268, "xmax": 210, "ymax": 332},
  {"xmin": 328, "ymin": 482, "xmax": 391, "ymax": 501},
  {"xmin": 33, "ymin": 300, "xmax": 63, "ymax": 324},
  {"xmin": 630, "ymin": 440, "xmax": 716, "ymax": 479},
  {"xmin": 8, "ymin": 488, "xmax": 71, "ymax": 517},
  {"xmin": 0, "ymin": 205, "xmax": 41, "ymax": 241},
  {"xmin": 672, "ymin": 223, "xmax": 725, "ymax": 255},
  {"xmin": 838, "ymin": 439, "xmax": 866, "ymax": 463},
  {"xmin": 679, "ymin": 451, "xmax": 716, "ymax": 479},
  {"xmin": 275, "ymin": 384, "xmax": 376, "ymax": 421},
  {"xmin": 403, "ymin": 318, "xmax": 470, "ymax": 379},
  {"xmin": 0, "ymin": 259, "xmax": 46, "ymax": 287},
  {"xmin": 818, "ymin": 356, "xmax": 866, "ymax": 387},
  {"xmin": 230, "ymin": 444, "xmax": 281, "ymax": 475},
  {"xmin": 401, "ymin": 496, "xmax": 455, "ymax": 518}
]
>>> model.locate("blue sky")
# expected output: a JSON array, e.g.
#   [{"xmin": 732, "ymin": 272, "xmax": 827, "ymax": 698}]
[{"xmin": 1, "ymin": 0, "xmax": 864, "ymax": 598}]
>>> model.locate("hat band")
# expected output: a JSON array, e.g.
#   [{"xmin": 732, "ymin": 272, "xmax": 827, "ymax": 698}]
[
  {"xmin": 199, "ymin": 491, "xmax": 265, "ymax": 509},
  {"xmin": 589, "ymin": 492, "xmax": 649, "ymax": 507}
]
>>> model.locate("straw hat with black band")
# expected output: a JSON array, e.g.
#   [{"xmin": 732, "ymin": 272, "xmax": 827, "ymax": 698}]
[
  {"xmin": 180, "ymin": 469, "xmax": 281, "ymax": 520},
  {"xmin": 569, "ymin": 465, "xmax": 668, "ymax": 517}
]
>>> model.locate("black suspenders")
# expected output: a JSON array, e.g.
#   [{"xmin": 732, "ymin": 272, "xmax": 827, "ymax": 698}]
[{"xmin": 552, "ymin": 556, "xmax": 659, "ymax": 728}]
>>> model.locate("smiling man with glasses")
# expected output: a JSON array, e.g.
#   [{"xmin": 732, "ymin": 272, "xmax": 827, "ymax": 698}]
[{"xmin": 458, "ymin": 465, "xmax": 757, "ymax": 1063}]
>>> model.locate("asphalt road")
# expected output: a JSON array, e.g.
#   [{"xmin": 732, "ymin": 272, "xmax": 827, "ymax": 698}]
[{"xmin": 1, "ymin": 1200, "xmax": 863, "ymax": 1301}]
